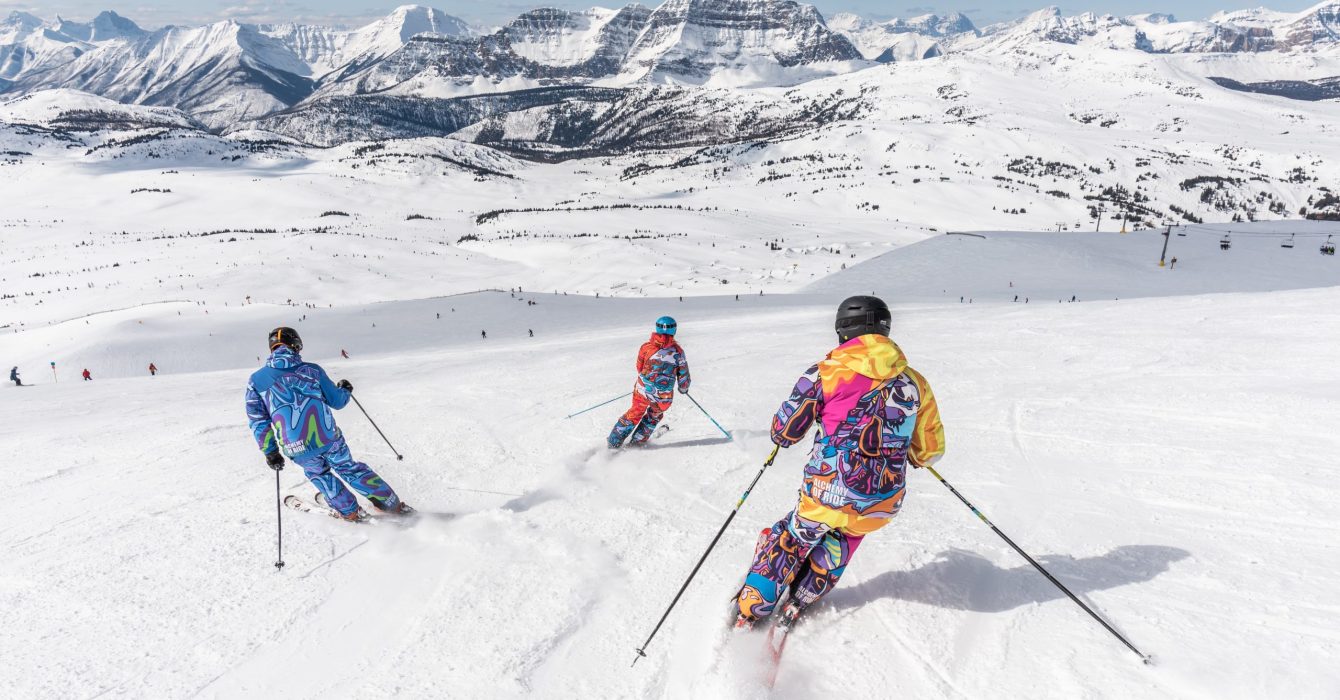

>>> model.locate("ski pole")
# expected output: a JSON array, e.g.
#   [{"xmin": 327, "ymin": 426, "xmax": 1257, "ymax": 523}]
[
  {"xmin": 564, "ymin": 391, "xmax": 632, "ymax": 419},
  {"xmin": 274, "ymin": 469, "xmax": 285, "ymax": 571},
  {"xmin": 350, "ymin": 394, "xmax": 403, "ymax": 461},
  {"xmin": 923, "ymin": 464, "xmax": 1152, "ymax": 664},
  {"xmin": 632, "ymin": 445, "xmax": 780, "ymax": 666},
  {"xmin": 685, "ymin": 393, "xmax": 731, "ymax": 440}
]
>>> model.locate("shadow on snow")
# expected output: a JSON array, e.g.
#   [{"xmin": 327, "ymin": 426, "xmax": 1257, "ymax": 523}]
[{"xmin": 825, "ymin": 545, "xmax": 1190, "ymax": 613}]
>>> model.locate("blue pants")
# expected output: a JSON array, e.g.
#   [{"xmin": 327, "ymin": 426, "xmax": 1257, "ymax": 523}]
[{"xmin": 292, "ymin": 436, "xmax": 400, "ymax": 515}]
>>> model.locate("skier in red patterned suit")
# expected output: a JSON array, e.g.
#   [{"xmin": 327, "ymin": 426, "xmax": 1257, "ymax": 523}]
[{"xmin": 608, "ymin": 317, "xmax": 691, "ymax": 448}]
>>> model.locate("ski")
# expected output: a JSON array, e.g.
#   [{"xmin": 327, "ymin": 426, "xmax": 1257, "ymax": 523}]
[
  {"xmin": 315, "ymin": 491, "xmax": 421, "ymax": 523},
  {"xmin": 283, "ymin": 493, "xmax": 369, "ymax": 522},
  {"xmin": 763, "ymin": 603, "xmax": 804, "ymax": 689},
  {"xmin": 285, "ymin": 492, "xmax": 447, "ymax": 528}
]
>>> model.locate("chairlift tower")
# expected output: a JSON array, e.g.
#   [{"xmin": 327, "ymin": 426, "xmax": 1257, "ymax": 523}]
[{"xmin": 1159, "ymin": 224, "xmax": 1174, "ymax": 267}]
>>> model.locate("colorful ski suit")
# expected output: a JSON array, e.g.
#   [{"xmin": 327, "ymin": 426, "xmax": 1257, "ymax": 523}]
[
  {"xmin": 607, "ymin": 333, "xmax": 691, "ymax": 448},
  {"xmin": 245, "ymin": 347, "xmax": 401, "ymax": 516},
  {"xmin": 737, "ymin": 334, "xmax": 945, "ymax": 619}
]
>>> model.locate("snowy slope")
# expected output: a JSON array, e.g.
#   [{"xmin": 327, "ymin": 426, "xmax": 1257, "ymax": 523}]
[
  {"xmin": 2, "ymin": 6, "xmax": 474, "ymax": 127},
  {"xmin": 1, "ymin": 250, "xmax": 1337, "ymax": 698},
  {"xmin": 334, "ymin": 4, "xmax": 472, "ymax": 69},
  {"xmin": 6, "ymin": 21, "xmax": 315, "ymax": 129},
  {"xmin": 809, "ymin": 223, "xmax": 1340, "ymax": 302},
  {"xmin": 51, "ymin": 10, "xmax": 145, "ymax": 43},
  {"xmin": 255, "ymin": 22, "xmax": 352, "ymax": 77},
  {"xmin": 828, "ymin": 11, "xmax": 976, "ymax": 62},
  {"xmin": 2, "ymin": 6, "xmax": 1340, "ymax": 699},
  {"xmin": 0, "ymin": 89, "xmax": 204, "ymax": 130},
  {"xmin": 0, "ymin": 10, "xmax": 90, "ymax": 81}
]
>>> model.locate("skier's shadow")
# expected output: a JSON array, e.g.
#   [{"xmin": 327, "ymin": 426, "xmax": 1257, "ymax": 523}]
[
  {"xmin": 644, "ymin": 436, "xmax": 735, "ymax": 450},
  {"xmin": 825, "ymin": 545, "xmax": 1190, "ymax": 613}
]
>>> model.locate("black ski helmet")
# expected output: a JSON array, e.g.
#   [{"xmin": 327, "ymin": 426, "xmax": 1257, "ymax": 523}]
[
  {"xmin": 834, "ymin": 295, "xmax": 891, "ymax": 342},
  {"xmin": 268, "ymin": 327, "xmax": 302, "ymax": 353}
]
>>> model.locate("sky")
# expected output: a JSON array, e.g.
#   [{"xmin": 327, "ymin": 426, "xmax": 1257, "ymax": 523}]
[{"xmin": 0, "ymin": 0, "xmax": 1324, "ymax": 30}]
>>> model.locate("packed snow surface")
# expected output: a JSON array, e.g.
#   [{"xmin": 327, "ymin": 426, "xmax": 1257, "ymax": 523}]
[
  {"xmin": 1, "ymin": 5, "xmax": 1339, "ymax": 694},
  {"xmin": 1, "ymin": 216, "xmax": 1338, "ymax": 698}
]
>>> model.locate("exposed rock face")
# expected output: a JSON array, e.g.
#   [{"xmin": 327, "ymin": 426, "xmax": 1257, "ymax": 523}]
[
  {"xmin": 314, "ymin": 0, "xmax": 861, "ymax": 96},
  {"xmin": 502, "ymin": 5, "xmax": 652, "ymax": 71},
  {"xmin": 1280, "ymin": 1, "xmax": 1340, "ymax": 49},
  {"xmin": 618, "ymin": 0, "xmax": 863, "ymax": 80}
]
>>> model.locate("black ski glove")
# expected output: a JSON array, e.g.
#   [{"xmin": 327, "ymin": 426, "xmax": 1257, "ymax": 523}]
[
  {"xmin": 266, "ymin": 451, "xmax": 284, "ymax": 471},
  {"xmin": 337, "ymin": 379, "xmax": 353, "ymax": 393}
]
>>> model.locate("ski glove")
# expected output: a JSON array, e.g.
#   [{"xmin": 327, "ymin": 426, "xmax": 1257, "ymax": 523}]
[
  {"xmin": 266, "ymin": 451, "xmax": 284, "ymax": 471},
  {"xmin": 337, "ymin": 379, "xmax": 353, "ymax": 393}
]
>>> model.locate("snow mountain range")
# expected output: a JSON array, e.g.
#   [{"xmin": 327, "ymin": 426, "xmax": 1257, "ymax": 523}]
[{"xmin": 1, "ymin": 2, "xmax": 1338, "ymax": 130}]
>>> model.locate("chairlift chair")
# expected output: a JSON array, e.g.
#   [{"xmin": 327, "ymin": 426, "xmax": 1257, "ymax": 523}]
[
  {"xmin": 1219, "ymin": 234, "xmax": 1231, "ymax": 251},
  {"xmin": 1323, "ymin": 235, "xmax": 1336, "ymax": 256},
  {"xmin": 1282, "ymin": 233, "xmax": 1295, "ymax": 249}
]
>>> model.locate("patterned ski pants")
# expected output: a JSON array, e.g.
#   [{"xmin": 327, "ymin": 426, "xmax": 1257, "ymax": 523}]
[
  {"xmin": 292, "ymin": 436, "xmax": 400, "ymax": 515},
  {"xmin": 737, "ymin": 488, "xmax": 903, "ymax": 619},
  {"xmin": 607, "ymin": 393, "xmax": 669, "ymax": 447}
]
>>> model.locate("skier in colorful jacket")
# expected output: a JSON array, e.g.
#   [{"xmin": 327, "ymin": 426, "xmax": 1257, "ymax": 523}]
[
  {"xmin": 245, "ymin": 327, "xmax": 408, "ymax": 520},
  {"xmin": 735, "ymin": 296, "xmax": 946, "ymax": 626},
  {"xmin": 607, "ymin": 316, "xmax": 691, "ymax": 448}
]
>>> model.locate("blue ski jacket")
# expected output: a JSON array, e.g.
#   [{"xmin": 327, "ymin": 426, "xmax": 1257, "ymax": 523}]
[{"xmin": 245, "ymin": 347, "xmax": 349, "ymax": 460}]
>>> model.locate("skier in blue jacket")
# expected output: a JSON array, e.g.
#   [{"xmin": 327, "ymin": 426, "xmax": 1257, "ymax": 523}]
[{"xmin": 245, "ymin": 327, "xmax": 411, "ymax": 521}]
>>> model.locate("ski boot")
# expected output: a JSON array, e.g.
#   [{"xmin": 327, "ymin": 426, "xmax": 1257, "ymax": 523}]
[
  {"xmin": 378, "ymin": 501, "xmax": 416, "ymax": 516},
  {"xmin": 369, "ymin": 495, "xmax": 416, "ymax": 516},
  {"xmin": 338, "ymin": 506, "xmax": 372, "ymax": 523},
  {"xmin": 314, "ymin": 492, "xmax": 374, "ymax": 522},
  {"xmin": 775, "ymin": 600, "xmax": 805, "ymax": 633}
]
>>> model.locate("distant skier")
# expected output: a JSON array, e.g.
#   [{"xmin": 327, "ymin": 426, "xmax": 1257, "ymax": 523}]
[
  {"xmin": 1170, "ymin": 257, "xmax": 1178, "ymax": 270},
  {"xmin": 9, "ymin": 366, "xmax": 20, "ymax": 386},
  {"xmin": 481, "ymin": 330, "xmax": 487, "ymax": 340},
  {"xmin": 245, "ymin": 327, "xmax": 412, "ymax": 521},
  {"xmin": 608, "ymin": 316, "xmax": 690, "ymax": 449},
  {"xmin": 341, "ymin": 349, "xmax": 350, "ymax": 359},
  {"xmin": 529, "ymin": 329, "xmax": 534, "ymax": 338},
  {"xmin": 734, "ymin": 296, "xmax": 945, "ymax": 629},
  {"xmin": 82, "ymin": 369, "xmax": 92, "ymax": 381},
  {"xmin": 149, "ymin": 363, "xmax": 157, "ymax": 376}
]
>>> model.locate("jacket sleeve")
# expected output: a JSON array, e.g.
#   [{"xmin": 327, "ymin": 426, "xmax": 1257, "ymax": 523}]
[
  {"xmin": 676, "ymin": 346, "xmax": 691, "ymax": 393},
  {"xmin": 315, "ymin": 365, "xmax": 351, "ymax": 410},
  {"xmin": 636, "ymin": 342, "xmax": 653, "ymax": 375},
  {"xmin": 771, "ymin": 364, "xmax": 822, "ymax": 447},
  {"xmin": 246, "ymin": 383, "xmax": 277, "ymax": 454},
  {"xmin": 905, "ymin": 368, "xmax": 946, "ymax": 468}
]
